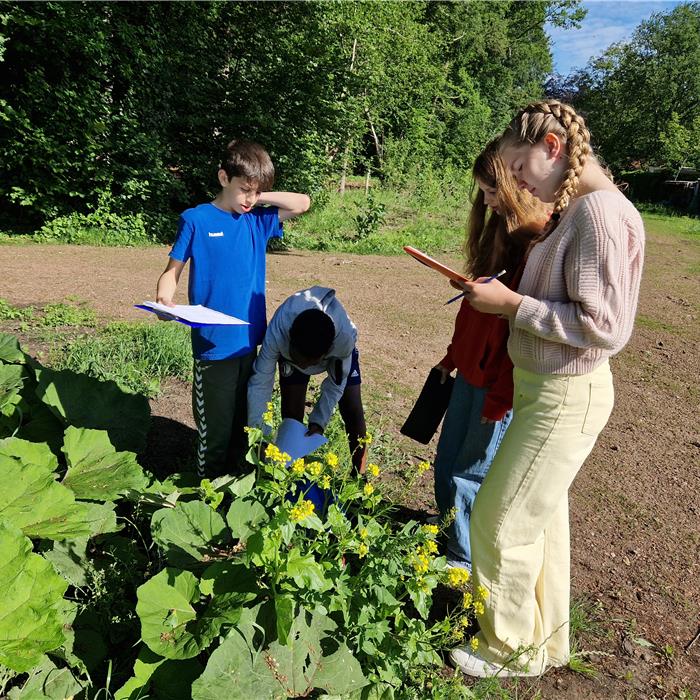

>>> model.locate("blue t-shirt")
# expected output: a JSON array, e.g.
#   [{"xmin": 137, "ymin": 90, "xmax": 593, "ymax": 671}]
[{"xmin": 170, "ymin": 202, "xmax": 282, "ymax": 360}]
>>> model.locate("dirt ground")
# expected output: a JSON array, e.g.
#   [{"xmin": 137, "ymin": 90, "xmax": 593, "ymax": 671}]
[{"xmin": 1, "ymin": 235, "xmax": 698, "ymax": 699}]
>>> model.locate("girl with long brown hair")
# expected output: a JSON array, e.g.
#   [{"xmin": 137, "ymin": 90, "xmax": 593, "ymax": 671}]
[
  {"xmin": 433, "ymin": 140, "xmax": 546, "ymax": 571},
  {"xmin": 450, "ymin": 101, "xmax": 645, "ymax": 678}
]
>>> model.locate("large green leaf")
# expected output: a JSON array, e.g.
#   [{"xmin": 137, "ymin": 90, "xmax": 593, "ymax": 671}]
[
  {"xmin": 136, "ymin": 568, "xmax": 202, "ymax": 660},
  {"xmin": 43, "ymin": 537, "xmax": 89, "ymax": 588},
  {"xmin": 0, "ymin": 520, "xmax": 68, "ymax": 672},
  {"xmin": 0, "ymin": 452, "xmax": 89, "ymax": 540},
  {"xmin": 34, "ymin": 365, "xmax": 150, "ymax": 453},
  {"xmin": 15, "ymin": 403, "xmax": 66, "ymax": 455},
  {"xmin": 151, "ymin": 500, "xmax": 230, "ymax": 569},
  {"xmin": 226, "ymin": 496, "xmax": 268, "ymax": 541},
  {"xmin": 61, "ymin": 427, "xmax": 147, "ymax": 501},
  {"xmin": 191, "ymin": 609, "xmax": 367, "ymax": 699},
  {"xmin": 0, "ymin": 437, "xmax": 59, "ymax": 471},
  {"xmin": 114, "ymin": 645, "xmax": 203, "ymax": 700},
  {"xmin": 0, "ymin": 363, "xmax": 26, "ymax": 435},
  {"xmin": 83, "ymin": 501, "xmax": 121, "ymax": 537},
  {"xmin": 0, "ymin": 333, "xmax": 26, "ymax": 364},
  {"xmin": 190, "ymin": 631, "xmax": 281, "ymax": 700},
  {"xmin": 7, "ymin": 658, "xmax": 83, "ymax": 700}
]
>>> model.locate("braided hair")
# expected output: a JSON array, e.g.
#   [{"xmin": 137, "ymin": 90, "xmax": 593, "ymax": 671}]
[{"xmin": 500, "ymin": 100, "xmax": 591, "ymax": 230}]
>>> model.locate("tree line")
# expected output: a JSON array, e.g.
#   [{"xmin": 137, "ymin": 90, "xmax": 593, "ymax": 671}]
[{"xmin": 1, "ymin": 1, "xmax": 698, "ymax": 234}]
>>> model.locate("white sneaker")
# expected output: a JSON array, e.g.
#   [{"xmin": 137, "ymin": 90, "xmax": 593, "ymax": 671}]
[
  {"xmin": 449, "ymin": 646, "xmax": 544, "ymax": 678},
  {"xmin": 446, "ymin": 557, "xmax": 471, "ymax": 572}
]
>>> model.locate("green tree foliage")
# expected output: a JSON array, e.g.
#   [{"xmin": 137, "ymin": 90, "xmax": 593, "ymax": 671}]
[
  {"xmin": 565, "ymin": 2, "xmax": 700, "ymax": 170},
  {"xmin": 0, "ymin": 1, "xmax": 584, "ymax": 234}
]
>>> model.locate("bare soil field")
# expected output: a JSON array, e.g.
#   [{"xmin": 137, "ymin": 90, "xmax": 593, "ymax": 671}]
[{"xmin": 0, "ymin": 232, "xmax": 698, "ymax": 699}]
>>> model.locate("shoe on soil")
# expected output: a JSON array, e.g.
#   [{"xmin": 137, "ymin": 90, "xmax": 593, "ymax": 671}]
[
  {"xmin": 449, "ymin": 646, "xmax": 545, "ymax": 678},
  {"xmin": 445, "ymin": 557, "xmax": 471, "ymax": 572}
]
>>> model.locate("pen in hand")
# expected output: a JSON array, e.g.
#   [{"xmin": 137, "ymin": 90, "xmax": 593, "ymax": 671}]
[{"xmin": 444, "ymin": 269, "xmax": 507, "ymax": 305}]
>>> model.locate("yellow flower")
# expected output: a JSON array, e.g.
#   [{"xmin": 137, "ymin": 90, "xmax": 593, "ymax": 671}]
[
  {"xmin": 363, "ymin": 483, "xmax": 375, "ymax": 497},
  {"xmin": 473, "ymin": 601, "xmax": 485, "ymax": 616},
  {"xmin": 476, "ymin": 584, "xmax": 489, "ymax": 600},
  {"xmin": 412, "ymin": 549, "xmax": 430, "ymax": 574},
  {"xmin": 447, "ymin": 567, "xmax": 470, "ymax": 588},
  {"xmin": 320, "ymin": 475, "xmax": 331, "ymax": 489},
  {"xmin": 325, "ymin": 452, "xmax": 339, "ymax": 469},
  {"xmin": 425, "ymin": 539, "xmax": 438, "ymax": 555},
  {"xmin": 359, "ymin": 527, "xmax": 368, "ymax": 540},
  {"xmin": 290, "ymin": 499, "xmax": 315, "ymax": 522},
  {"xmin": 417, "ymin": 460, "xmax": 431, "ymax": 474},
  {"xmin": 308, "ymin": 461, "xmax": 323, "ymax": 478},
  {"xmin": 358, "ymin": 543, "xmax": 369, "ymax": 558},
  {"xmin": 422, "ymin": 524, "xmax": 439, "ymax": 537},
  {"xmin": 264, "ymin": 443, "xmax": 290, "ymax": 465},
  {"xmin": 458, "ymin": 615, "xmax": 470, "ymax": 629},
  {"xmin": 469, "ymin": 636, "xmax": 479, "ymax": 652},
  {"xmin": 367, "ymin": 463, "xmax": 380, "ymax": 478},
  {"xmin": 462, "ymin": 592, "xmax": 473, "ymax": 608},
  {"xmin": 417, "ymin": 577, "xmax": 430, "ymax": 593},
  {"xmin": 262, "ymin": 410, "xmax": 274, "ymax": 425},
  {"xmin": 291, "ymin": 459, "xmax": 305, "ymax": 476}
]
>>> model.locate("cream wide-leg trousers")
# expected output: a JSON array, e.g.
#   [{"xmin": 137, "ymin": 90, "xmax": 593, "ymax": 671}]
[{"xmin": 470, "ymin": 361, "xmax": 614, "ymax": 673}]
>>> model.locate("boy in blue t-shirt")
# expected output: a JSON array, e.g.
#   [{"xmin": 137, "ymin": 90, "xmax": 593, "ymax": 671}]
[{"xmin": 155, "ymin": 139, "xmax": 310, "ymax": 477}]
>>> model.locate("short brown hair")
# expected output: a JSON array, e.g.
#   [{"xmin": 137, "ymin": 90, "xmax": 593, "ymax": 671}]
[{"xmin": 220, "ymin": 139, "xmax": 275, "ymax": 190}]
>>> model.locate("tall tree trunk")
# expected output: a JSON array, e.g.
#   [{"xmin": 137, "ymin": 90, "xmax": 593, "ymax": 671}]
[{"xmin": 340, "ymin": 38, "xmax": 358, "ymax": 196}]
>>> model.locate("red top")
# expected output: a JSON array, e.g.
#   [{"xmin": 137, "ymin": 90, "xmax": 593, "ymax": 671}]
[{"xmin": 439, "ymin": 298, "xmax": 514, "ymax": 422}]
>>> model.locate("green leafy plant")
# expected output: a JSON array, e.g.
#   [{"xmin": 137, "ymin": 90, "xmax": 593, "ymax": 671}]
[
  {"xmin": 355, "ymin": 188, "xmax": 387, "ymax": 240},
  {"xmin": 0, "ymin": 298, "xmax": 34, "ymax": 323},
  {"xmin": 0, "ymin": 333, "xmax": 491, "ymax": 699},
  {"xmin": 40, "ymin": 302, "xmax": 97, "ymax": 328}
]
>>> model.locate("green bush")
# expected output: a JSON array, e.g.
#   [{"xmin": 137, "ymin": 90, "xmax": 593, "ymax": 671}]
[{"xmin": 38, "ymin": 209, "xmax": 153, "ymax": 246}]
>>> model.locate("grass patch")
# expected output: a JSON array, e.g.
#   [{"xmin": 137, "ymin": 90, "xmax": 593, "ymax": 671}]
[
  {"xmin": 567, "ymin": 595, "xmax": 611, "ymax": 678},
  {"xmin": 635, "ymin": 313, "xmax": 678, "ymax": 334},
  {"xmin": 0, "ymin": 298, "xmax": 34, "ymax": 322},
  {"xmin": 640, "ymin": 210, "xmax": 700, "ymax": 242},
  {"xmin": 48, "ymin": 320, "xmax": 192, "ymax": 397},
  {"xmin": 41, "ymin": 301, "xmax": 97, "ymax": 328}
]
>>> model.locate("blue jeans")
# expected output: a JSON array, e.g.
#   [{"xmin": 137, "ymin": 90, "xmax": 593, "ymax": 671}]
[{"xmin": 434, "ymin": 374, "xmax": 512, "ymax": 567}]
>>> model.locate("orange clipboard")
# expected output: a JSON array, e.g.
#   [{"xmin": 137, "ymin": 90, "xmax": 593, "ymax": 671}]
[{"xmin": 403, "ymin": 246, "xmax": 469, "ymax": 284}]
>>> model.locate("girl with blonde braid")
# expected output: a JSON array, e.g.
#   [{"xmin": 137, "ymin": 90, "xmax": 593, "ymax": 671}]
[{"xmin": 449, "ymin": 101, "xmax": 645, "ymax": 678}]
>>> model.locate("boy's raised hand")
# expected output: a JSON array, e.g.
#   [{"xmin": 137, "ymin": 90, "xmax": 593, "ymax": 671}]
[{"xmin": 257, "ymin": 192, "xmax": 311, "ymax": 222}]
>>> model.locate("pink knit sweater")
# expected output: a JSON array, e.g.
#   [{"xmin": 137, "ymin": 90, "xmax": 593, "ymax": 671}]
[{"xmin": 510, "ymin": 190, "xmax": 645, "ymax": 375}]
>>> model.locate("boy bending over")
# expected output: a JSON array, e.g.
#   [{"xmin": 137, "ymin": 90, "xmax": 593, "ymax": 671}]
[{"xmin": 248, "ymin": 287, "xmax": 367, "ymax": 473}]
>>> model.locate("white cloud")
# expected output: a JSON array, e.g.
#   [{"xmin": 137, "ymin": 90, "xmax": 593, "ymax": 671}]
[{"xmin": 548, "ymin": 0, "xmax": 683, "ymax": 75}]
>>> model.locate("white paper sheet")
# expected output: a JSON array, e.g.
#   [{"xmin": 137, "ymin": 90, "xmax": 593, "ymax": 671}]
[
  {"xmin": 274, "ymin": 418, "xmax": 328, "ymax": 463},
  {"xmin": 138, "ymin": 301, "xmax": 248, "ymax": 325}
]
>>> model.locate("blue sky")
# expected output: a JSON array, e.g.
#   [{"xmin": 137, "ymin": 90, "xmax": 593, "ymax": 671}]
[{"xmin": 547, "ymin": 0, "xmax": 684, "ymax": 75}]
